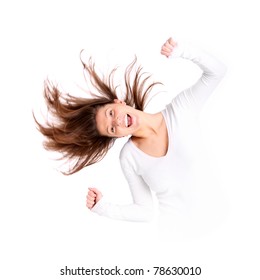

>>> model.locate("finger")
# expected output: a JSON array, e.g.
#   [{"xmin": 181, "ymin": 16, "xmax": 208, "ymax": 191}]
[
  {"xmin": 168, "ymin": 37, "xmax": 177, "ymax": 47},
  {"xmin": 87, "ymin": 196, "xmax": 95, "ymax": 202},
  {"xmin": 86, "ymin": 201, "xmax": 95, "ymax": 209},
  {"xmin": 161, "ymin": 43, "xmax": 174, "ymax": 54},
  {"xmin": 165, "ymin": 40, "xmax": 174, "ymax": 46},
  {"xmin": 87, "ymin": 202, "xmax": 94, "ymax": 208},
  {"xmin": 89, "ymin": 187, "xmax": 101, "ymax": 195},
  {"xmin": 161, "ymin": 49, "xmax": 172, "ymax": 57},
  {"xmin": 161, "ymin": 51, "xmax": 169, "ymax": 57},
  {"xmin": 87, "ymin": 203, "xmax": 94, "ymax": 209},
  {"xmin": 166, "ymin": 37, "xmax": 176, "ymax": 47},
  {"xmin": 161, "ymin": 46, "xmax": 172, "ymax": 53},
  {"xmin": 87, "ymin": 191, "xmax": 96, "ymax": 198},
  {"xmin": 164, "ymin": 41, "xmax": 174, "ymax": 51},
  {"xmin": 162, "ymin": 42, "xmax": 173, "ymax": 49}
]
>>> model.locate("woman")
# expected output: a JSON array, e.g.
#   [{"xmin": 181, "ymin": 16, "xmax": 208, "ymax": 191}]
[{"xmin": 35, "ymin": 37, "xmax": 226, "ymax": 226}]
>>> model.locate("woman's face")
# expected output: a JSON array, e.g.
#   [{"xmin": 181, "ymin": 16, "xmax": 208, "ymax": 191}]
[{"xmin": 96, "ymin": 99, "xmax": 140, "ymax": 137}]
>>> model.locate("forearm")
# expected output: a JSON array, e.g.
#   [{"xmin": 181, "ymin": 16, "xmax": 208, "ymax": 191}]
[
  {"xmin": 172, "ymin": 42, "xmax": 227, "ymax": 77},
  {"xmin": 170, "ymin": 41, "xmax": 227, "ymax": 113},
  {"xmin": 91, "ymin": 198, "xmax": 154, "ymax": 222}
]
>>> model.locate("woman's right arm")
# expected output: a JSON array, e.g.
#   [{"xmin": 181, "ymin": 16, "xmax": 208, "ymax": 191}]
[
  {"xmin": 161, "ymin": 37, "xmax": 227, "ymax": 114},
  {"xmin": 87, "ymin": 157, "xmax": 154, "ymax": 222}
]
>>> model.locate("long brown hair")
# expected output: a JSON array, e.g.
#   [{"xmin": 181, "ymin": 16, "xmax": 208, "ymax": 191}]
[{"xmin": 33, "ymin": 55, "xmax": 161, "ymax": 175}]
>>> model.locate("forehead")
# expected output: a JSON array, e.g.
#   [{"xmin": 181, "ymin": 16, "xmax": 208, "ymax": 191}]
[{"xmin": 95, "ymin": 104, "xmax": 112, "ymax": 135}]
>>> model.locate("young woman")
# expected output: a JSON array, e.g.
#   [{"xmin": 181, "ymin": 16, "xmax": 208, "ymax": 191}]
[{"xmin": 35, "ymin": 37, "xmax": 226, "ymax": 226}]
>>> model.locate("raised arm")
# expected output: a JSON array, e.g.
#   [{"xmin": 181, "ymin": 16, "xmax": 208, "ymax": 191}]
[{"xmin": 161, "ymin": 37, "xmax": 227, "ymax": 113}]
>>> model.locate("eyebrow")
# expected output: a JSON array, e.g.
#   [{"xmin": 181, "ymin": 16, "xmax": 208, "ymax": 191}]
[{"xmin": 105, "ymin": 108, "xmax": 110, "ymax": 135}]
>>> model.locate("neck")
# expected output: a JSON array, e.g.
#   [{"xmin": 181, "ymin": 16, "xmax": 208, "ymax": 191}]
[{"xmin": 132, "ymin": 111, "xmax": 164, "ymax": 139}]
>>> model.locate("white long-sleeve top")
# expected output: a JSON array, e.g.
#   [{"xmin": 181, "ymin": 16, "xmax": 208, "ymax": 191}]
[{"xmin": 91, "ymin": 42, "xmax": 227, "ymax": 224}]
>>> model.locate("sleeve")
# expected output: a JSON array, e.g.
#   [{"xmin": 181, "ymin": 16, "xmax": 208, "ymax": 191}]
[
  {"xmin": 90, "ymin": 155, "xmax": 154, "ymax": 222},
  {"xmin": 170, "ymin": 42, "xmax": 227, "ymax": 114}
]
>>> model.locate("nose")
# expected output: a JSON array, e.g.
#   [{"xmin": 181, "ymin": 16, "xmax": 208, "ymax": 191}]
[{"xmin": 112, "ymin": 116, "xmax": 121, "ymax": 126}]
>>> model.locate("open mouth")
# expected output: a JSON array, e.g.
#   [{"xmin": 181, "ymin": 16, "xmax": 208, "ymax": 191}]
[{"xmin": 125, "ymin": 114, "xmax": 132, "ymax": 127}]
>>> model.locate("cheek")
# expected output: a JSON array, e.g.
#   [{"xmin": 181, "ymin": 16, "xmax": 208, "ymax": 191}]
[{"xmin": 116, "ymin": 127, "xmax": 127, "ymax": 137}]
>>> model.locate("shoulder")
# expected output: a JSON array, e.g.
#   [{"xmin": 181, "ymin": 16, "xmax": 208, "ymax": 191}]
[
  {"xmin": 119, "ymin": 139, "xmax": 132, "ymax": 160},
  {"xmin": 120, "ymin": 138, "xmax": 145, "ymax": 172},
  {"xmin": 119, "ymin": 139, "xmax": 135, "ymax": 167},
  {"xmin": 119, "ymin": 139, "xmax": 139, "ymax": 174}
]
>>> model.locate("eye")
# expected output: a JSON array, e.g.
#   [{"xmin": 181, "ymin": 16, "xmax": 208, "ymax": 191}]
[
  {"xmin": 109, "ymin": 110, "xmax": 113, "ymax": 117},
  {"xmin": 111, "ymin": 127, "xmax": 115, "ymax": 134}
]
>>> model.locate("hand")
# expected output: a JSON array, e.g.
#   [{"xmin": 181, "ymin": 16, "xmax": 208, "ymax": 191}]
[
  {"xmin": 160, "ymin": 37, "xmax": 177, "ymax": 58},
  {"xmin": 86, "ymin": 187, "xmax": 103, "ymax": 209}
]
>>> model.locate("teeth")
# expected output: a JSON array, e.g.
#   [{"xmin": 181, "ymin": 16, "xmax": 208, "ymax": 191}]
[{"xmin": 125, "ymin": 115, "xmax": 128, "ymax": 127}]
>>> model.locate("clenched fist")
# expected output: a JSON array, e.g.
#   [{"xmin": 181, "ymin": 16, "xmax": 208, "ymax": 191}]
[{"xmin": 86, "ymin": 187, "xmax": 103, "ymax": 209}]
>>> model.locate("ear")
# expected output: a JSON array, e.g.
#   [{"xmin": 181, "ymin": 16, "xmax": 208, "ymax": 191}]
[{"xmin": 114, "ymin": 99, "xmax": 126, "ymax": 105}]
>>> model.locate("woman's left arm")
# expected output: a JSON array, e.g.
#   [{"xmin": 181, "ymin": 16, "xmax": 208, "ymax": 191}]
[{"xmin": 89, "ymin": 154, "xmax": 154, "ymax": 222}]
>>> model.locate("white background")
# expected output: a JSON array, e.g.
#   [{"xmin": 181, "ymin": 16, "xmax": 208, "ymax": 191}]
[{"xmin": 1, "ymin": 0, "xmax": 259, "ymax": 279}]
